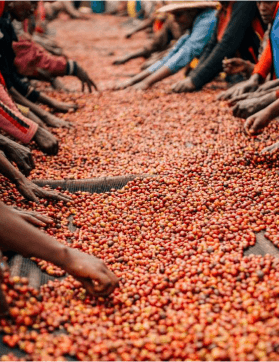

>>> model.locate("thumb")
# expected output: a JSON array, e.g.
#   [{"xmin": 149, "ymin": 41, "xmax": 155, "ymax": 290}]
[{"xmin": 244, "ymin": 116, "xmax": 254, "ymax": 134}]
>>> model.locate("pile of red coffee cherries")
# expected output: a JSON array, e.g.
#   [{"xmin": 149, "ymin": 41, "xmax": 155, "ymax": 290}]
[{"xmin": 1, "ymin": 13, "xmax": 279, "ymax": 361}]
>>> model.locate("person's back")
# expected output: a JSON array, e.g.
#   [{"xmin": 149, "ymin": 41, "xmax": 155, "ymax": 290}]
[{"xmin": 172, "ymin": 1, "xmax": 265, "ymax": 93}]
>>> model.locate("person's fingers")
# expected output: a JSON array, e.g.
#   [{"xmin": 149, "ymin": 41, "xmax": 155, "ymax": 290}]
[
  {"xmin": 22, "ymin": 214, "xmax": 47, "ymax": 227},
  {"xmin": 244, "ymin": 116, "xmax": 255, "ymax": 134},
  {"xmin": 81, "ymin": 81, "xmax": 85, "ymax": 93},
  {"xmin": 21, "ymin": 188, "xmax": 39, "ymax": 203},
  {"xmin": 261, "ymin": 142, "xmax": 279, "ymax": 154},
  {"xmin": 90, "ymin": 272, "xmax": 116, "ymax": 296},
  {"xmin": 43, "ymin": 191, "xmax": 72, "ymax": 202},
  {"xmin": 18, "ymin": 161, "xmax": 32, "ymax": 177},
  {"xmin": 216, "ymin": 90, "xmax": 228, "ymax": 101},
  {"xmin": 28, "ymin": 153, "xmax": 35, "ymax": 170},
  {"xmin": 87, "ymin": 80, "xmax": 92, "ymax": 93},
  {"xmin": 250, "ymin": 118, "xmax": 263, "ymax": 134},
  {"xmin": 52, "ymin": 141, "xmax": 59, "ymax": 155},
  {"xmin": 232, "ymin": 104, "xmax": 239, "ymax": 117},
  {"xmin": 31, "ymin": 212, "xmax": 53, "ymax": 224},
  {"xmin": 91, "ymin": 80, "xmax": 98, "ymax": 92}
]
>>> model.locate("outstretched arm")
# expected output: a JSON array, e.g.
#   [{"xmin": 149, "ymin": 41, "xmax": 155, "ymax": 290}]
[
  {"xmin": 0, "ymin": 202, "xmax": 119, "ymax": 297},
  {"xmin": 0, "ymin": 151, "xmax": 70, "ymax": 203},
  {"xmin": 125, "ymin": 17, "xmax": 153, "ymax": 38},
  {"xmin": 0, "ymin": 135, "xmax": 35, "ymax": 176},
  {"xmin": 244, "ymin": 98, "xmax": 279, "ymax": 135}
]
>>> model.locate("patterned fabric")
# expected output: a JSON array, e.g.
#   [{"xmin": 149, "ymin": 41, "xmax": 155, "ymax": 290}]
[{"xmin": 0, "ymin": 84, "xmax": 37, "ymax": 144}]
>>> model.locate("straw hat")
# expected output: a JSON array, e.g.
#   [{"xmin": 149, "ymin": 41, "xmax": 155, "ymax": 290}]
[{"xmin": 157, "ymin": 1, "xmax": 219, "ymax": 14}]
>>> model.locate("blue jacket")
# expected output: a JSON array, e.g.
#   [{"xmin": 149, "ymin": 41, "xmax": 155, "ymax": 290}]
[{"xmin": 148, "ymin": 8, "xmax": 217, "ymax": 74}]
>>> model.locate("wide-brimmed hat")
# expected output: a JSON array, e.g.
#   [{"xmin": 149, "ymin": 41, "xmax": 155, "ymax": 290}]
[{"xmin": 157, "ymin": 1, "xmax": 219, "ymax": 14}]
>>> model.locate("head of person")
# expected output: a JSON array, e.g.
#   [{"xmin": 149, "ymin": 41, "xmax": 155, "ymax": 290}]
[
  {"xmin": 8, "ymin": 1, "xmax": 38, "ymax": 22},
  {"xmin": 257, "ymin": 1, "xmax": 277, "ymax": 24},
  {"xmin": 219, "ymin": 1, "xmax": 230, "ymax": 8},
  {"xmin": 172, "ymin": 7, "xmax": 200, "ymax": 30}
]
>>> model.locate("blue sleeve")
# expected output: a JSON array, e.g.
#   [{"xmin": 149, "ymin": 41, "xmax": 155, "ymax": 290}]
[
  {"xmin": 147, "ymin": 32, "xmax": 190, "ymax": 73},
  {"xmin": 154, "ymin": 9, "xmax": 217, "ymax": 74}
]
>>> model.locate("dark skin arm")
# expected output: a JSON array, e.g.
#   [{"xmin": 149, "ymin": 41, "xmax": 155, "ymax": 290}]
[
  {"xmin": 0, "ymin": 151, "xmax": 71, "ymax": 203},
  {"xmin": 133, "ymin": 66, "xmax": 172, "ymax": 91},
  {"xmin": 125, "ymin": 17, "xmax": 154, "ymax": 38},
  {"xmin": 0, "ymin": 135, "xmax": 35, "ymax": 176},
  {"xmin": 0, "ymin": 202, "xmax": 119, "ymax": 297},
  {"xmin": 244, "ymin": 98, "xmax": 279, "ymax": 135},
  {"xmin": 12, "ymin": 208, "xmax": 53, "ymax": 227},
  {"xmin": 232, "ymin": 92, "xmax": 277, "ymax": 119},
  {"xmin": 219, "ymin": 73, "xmax": 262, "ymax": 101},
  {"xmin": 9, "ymin": 87, "xmax": 71, "ymax": 129},
  {"xmin": 113, "ymin": 69, "xmax": 151, "ymax": 90},
  {"xmin": 113, "ymin": 48, "xmax": 151, "ymax": 65},
  {"xmin": 37, "ymin": 64, "xmax": 98, "ymax": 94},
  {"xmin": 37, "ymin": 93, "xmax": 77, "ymax": 113}
]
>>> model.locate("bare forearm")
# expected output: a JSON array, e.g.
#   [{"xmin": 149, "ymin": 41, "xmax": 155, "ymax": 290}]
[
  {"xmin": 144, "ymin": 66, "xmax": 172, "ymax": 87},
  {"xmin": 264, "ymin": 98, "xmax": 279, "ymax": 120},
  {"xmin": 131, "ymin": 18, "xmax": 153, "ymax": 34},
  {"xmin": 10, "ymin": 88, "xmax": 49, "ymax": 120},
  {"xmin": 0, "ymin": 202, "xmax": 69, "ymax": 268},
  {"xmin": 130, "ymin": 69, "xmax": 152, "ymax": 85},
  {"xmin": 0, "ymin": 135, "xmax": 12, "ymax": 151},
  {"xmin": 0, "ymin": 151, "xmax": 24, "ymax": 185}
]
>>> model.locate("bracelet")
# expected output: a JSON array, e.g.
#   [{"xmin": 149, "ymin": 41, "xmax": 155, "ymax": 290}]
[{"xmin": 67, "ymin": 60, "xmax": 78, "ymax": 76}]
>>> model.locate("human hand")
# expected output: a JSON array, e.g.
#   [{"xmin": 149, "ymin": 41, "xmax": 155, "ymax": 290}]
[
  {"xmin": 223, "ymin": 58, "xmax": 249, "ymax": 75},
  {"xmin": 228, "ymin": 93, "xmax": 252, "ymax": 106},
  {"xmin": 16, "ymin": 178, "xmax": 72, "ymax": 203},
  {"xmin": 12, "ymin": 208, "xmax": 53, "ymax": 227},
  {"xmin": 132, "ymin": 81, "xmax": 149, "ymax": 91},
  {"xmin": 42, "ymin": 113, "xmax": 72, "ymax": 129},
  {"xmin": 62, "ymin": 249, "xmax": 119, "ymax": 297},
  {"xmin": 113, "ymin": 58, "xmax": 126, "ymax": 66},
  {"xmin": 234, "ymin": 92, "xmax": 276, "ymax": 119},
  {"xmin": 4, "ymin": 140, "xmax": 35, "ymax": 176},
  {"xmin": 255, "ymin": 79, "xmax": 279, "ymax": 94},
  {"xmin": 218, "ymin": 77, "xmax": 259, "ymax": 101},
  {"xmin": 50, "ymin": 99, "xmax": 78, "ymax": 113},
  {"xmin": 113, "ymin": 79, "xmax": 133, "ymax": 90},
  {"xmin": 244, "ymin": 108, "xmax": 272, "ymax": 135},
  {"xmin": 172, "ymin": 78, "xmax": 196, "ymax": 93},
  {"xmin": 261, "ymin": 141, "xmax": 279, "ymax": 155},
  {"xmin": 76, "ymin": 64, "xmax": 98, "ymax": 93},
  {"xmin": 33, "ymin": 127, "xmax": 59, "ymax": 155},
  {"xmin": 51, "ymin": 78, "xmax": 70, "ymax": 92}
]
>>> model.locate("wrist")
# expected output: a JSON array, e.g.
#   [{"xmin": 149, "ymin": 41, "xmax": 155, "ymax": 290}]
[
  {"xmin": 48, "ymin": 244, "xmax": 71, "ymax": 270},
  {"xmin": 251, "ymin": 73, "xmax": 262, "ymax": 85},
  {"xmin": 0, "ymin": 136, "xmax": 9, "ymax": 151}
]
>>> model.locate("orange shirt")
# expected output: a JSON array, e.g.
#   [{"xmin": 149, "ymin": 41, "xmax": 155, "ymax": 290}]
[{"xmin": 253, "ymin": 2, "xmax": 279, "ymax": 79}]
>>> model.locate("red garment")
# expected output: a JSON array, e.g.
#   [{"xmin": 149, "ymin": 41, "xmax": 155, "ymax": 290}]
[
  {"xmin": 253, "ymin": 2, "xmax": 279, "ymax": 79},
  {"xmin": 153, "ymin": 19, "xmax": 164, "ymax": 33},
  {"xmin": 34, "ymin": 1, "xmax": 46, "ymax": 34},
  {"xmin": 0, "ymin": 1, "xmax": 5, "ymax": 18},
  {"xmin": 0, "ymin": 84, "xmax": 38, "ymax": 144},
  {"xmin": 217, "ymin": 2, "xmax": 234, "ymax": 42},
  {"xmin": 13, "ymin": 36, "xmax": 67, "ymax": 78}
]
